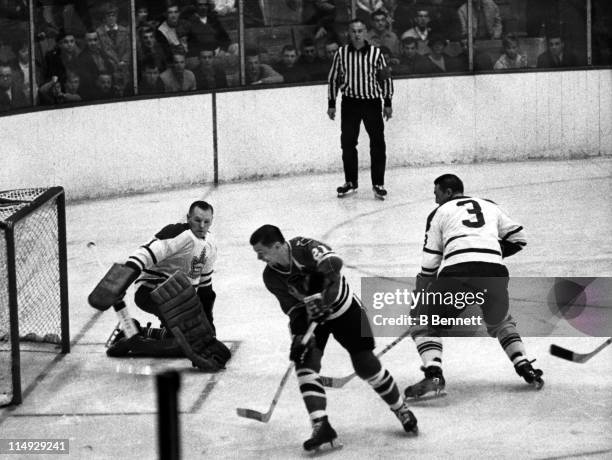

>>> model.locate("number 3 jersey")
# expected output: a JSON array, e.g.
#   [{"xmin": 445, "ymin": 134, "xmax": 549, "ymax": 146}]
[
  {"xmin": 421, "ymin": 196, "xmax": 527, "ymax": 275},
  {"xmin": 127, "ymin": 223, "xmax": 217, "ymax": 290},
  {"xmin": 262, "ymin": 237, "xmax": 354, "ymax": 331}
]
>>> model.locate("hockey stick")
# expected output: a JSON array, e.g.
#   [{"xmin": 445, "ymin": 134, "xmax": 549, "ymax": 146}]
[
  {"xmin": 319, "ymin": 327, "xmax": 413, "ymax": 388},
  {"xmin": 550, "ymin": 338, "xmax": 612, "ymax": 363},
  {"xmin": 236, "ymin": 322, "xmax": 317, "ymax": 423},
  {"xmin": 87, "ymin": 241, "xmax": 139, "ymax": 339}
]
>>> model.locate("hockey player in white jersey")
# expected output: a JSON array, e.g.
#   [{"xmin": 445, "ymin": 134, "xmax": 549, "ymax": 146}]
[
  {"xmin": 405, "ymin": 174, "xmax": 543, "ymax": 397},
  {"xmin": 90, "ymin": 200, "xmax": 230, "ymax": 369}
]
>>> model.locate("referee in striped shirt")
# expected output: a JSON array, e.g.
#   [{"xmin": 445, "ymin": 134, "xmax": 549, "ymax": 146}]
[{"xmin": 328, "ymin": 18, "xmax": 393, "ymax": 200}]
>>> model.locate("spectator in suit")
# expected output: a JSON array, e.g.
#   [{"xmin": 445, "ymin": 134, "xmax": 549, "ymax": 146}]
[
  {"xmin": 193, "ymin": 47, "xmax": 228, "ymax": 90},
  {"xmin": 96, "ymin": 2, "xmax": 131, "ymax": 72},
  {"xmin": 157, "ymin": 3, "xmax": 187, "ymax": 59},
  {"xmin": 0, "ymin": 63, "xmax": 28, "ymax": 110},
  {"xmin": 75, "ymin": 30, "xmax": 114, "ymax": 98},
  {"xmin": 139, "ymin": 59, "xmax": 165, "ymax": 95},
  {"xmin": 246, "ymin": 49, "xmax": 283, "ymax": 85},
  {"xmin": 493, "ymin": 33, "xmax": 528, "ymax": 70},
  {"xmin": 458, "ymin": 0, "xmax": 502, "ymax": 40},
  {"xmin": 537, "ymin": 33, "xmax": 579, "ymax": 68},
  {"xmin": 160, "ymin": 50, "xmax": 196, "ymax": 92}
]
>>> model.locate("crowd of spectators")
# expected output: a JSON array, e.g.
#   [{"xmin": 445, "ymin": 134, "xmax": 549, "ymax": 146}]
[{"xmin": 1, "ymin": 0, "xmax": 610, "ymax": 112}]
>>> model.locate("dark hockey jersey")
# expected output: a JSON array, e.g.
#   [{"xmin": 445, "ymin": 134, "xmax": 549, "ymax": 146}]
[{"xmin": 262, "ymin": 237, "xmax": 353, "ymax": 334}]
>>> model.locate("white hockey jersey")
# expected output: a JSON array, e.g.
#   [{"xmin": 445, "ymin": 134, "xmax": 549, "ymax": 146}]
[
  {"xmin": 127, "ymin": 223, "xmax": 217, "ymax": 289},
  {"xmin": 420, "ymin": 196, "xmax": 526, "ymax": 275}
]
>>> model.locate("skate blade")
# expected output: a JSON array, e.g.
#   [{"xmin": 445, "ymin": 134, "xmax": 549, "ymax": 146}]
[
  {"xmin": 309, "ymin": 440, "xmax": 343, "ymax": 456},
  {"xmin": 105, "ymin": 322, "xmax": 122, "ymax": 348},
  {"xmin": 373, "ymin": 192, "xmax": 385, "ymax": 200},
  {"xmin": 531, "ymin": 379, "xmax": 544, "ymax": 390},
  {"xmin": 337, "ymin": 191, "xmax": 357, "ymax": 198},
  {"xmin": 405, "ymin": 390, "xmax": 447, "ymax": 401}
]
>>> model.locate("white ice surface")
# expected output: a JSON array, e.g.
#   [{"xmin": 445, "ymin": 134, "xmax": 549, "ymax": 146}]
[{"xmin": 1, "ymin": 159, "xmax": 611, "ymax": 459}]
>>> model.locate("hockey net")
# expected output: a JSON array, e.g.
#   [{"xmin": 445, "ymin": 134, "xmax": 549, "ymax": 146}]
[{"xmin": 0, "ymin": 187, "xmax": 69, "ymax": 406}]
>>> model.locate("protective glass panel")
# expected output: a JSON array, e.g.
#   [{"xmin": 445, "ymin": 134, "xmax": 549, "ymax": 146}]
[
  {"xmin": 243, "ymin": 0, "xmax": 349, "ymax": 85},
  {"xmin": 0, "ymin": 0, "xmax": 32, "ymax": 112},
  {"xmin": 34, "ymin": 0, "xmax": 134, "ymax": 105}
]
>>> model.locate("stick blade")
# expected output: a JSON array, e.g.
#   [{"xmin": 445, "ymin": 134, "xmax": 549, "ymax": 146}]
[
  {"xmin": 549, "ymin": 344, "xmax": 576, "ymax": 362},
  {"xmin": 236, "ymin": 407, "xmax": 269, "ymax": 422}
]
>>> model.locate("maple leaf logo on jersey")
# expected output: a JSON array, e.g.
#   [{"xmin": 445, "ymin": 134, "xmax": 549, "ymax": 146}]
[{"xmin": 189, "ymin": 247, "xmax": 207, "ymax": 278}]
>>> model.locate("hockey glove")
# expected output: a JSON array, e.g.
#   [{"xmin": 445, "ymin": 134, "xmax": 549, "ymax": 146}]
[
  {"xmin": 289, "ymin": 332, "xmax": 316, "ymax": 364},
  {"xmin": 500, "ymin": 240, "xmax": 525, "ymax": 258},
  {"xmin": 304, "ymin": 293, "xmax": 332, "ymax": 323}
]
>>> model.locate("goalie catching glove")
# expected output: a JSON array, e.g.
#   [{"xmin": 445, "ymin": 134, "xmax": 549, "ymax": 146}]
[{"xmin": 150, "ymin": 271, "xmax": 230, "ymax": 371}]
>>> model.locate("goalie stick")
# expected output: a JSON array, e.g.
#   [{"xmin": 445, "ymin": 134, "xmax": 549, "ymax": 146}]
[
  {"xmin": 87, "ymin": 241, "xmax": 139, "ymax": 339},
  {"xmin": 549, "ymin": 338, "xmax": 612, "ymax": 363},
  {"xmin": 320, "ymin": 327, "xmax": 413, "ymax": 388},
  {"xmin": 236, "ymin": 322, "xmax": 317, "ymax": 423}
]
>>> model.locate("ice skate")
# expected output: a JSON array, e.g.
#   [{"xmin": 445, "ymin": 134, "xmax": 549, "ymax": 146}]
[
  {"xmin": 393, "ymin": 399, "xmax": 418, "ymax": 434},
  {"xmin": 404, "ymin": 365, "xmax": 446, "ymax": 399},
  {"xmin": 515, "ymin": 359, "xmax": 544, "ymax": 389},
  {"xmin": 337, "ymin": 182, "xmax": 357, "ymax": 198},
  {"xmin": 303, "ymin": 417, "xmax": 342, "ymax": 453},
  {"xmin": 105, "ymin": 318, "xmax": 142, "ymax": 356},
  {"xmin": 372, "ymin": 185, "xmax": 387, "ymax": 200}
]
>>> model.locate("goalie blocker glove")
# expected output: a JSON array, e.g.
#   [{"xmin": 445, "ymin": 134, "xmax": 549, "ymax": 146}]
[
  {"xmin": 88, "ymin": 263, "xmax": 140, "ymax": 311},
  {"xmin": 150, "ymin": 271, "xmax": 231, "ymax": 371}
]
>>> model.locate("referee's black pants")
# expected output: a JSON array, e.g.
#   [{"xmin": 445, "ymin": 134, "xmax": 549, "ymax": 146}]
[{"xmin": 340, "ymin": 97, "xmax": 386, "ymax": 187}]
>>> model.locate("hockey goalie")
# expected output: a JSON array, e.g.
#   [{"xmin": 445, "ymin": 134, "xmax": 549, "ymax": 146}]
[{"xmin": 88, "ymin": 201, "xmax": 231, "ymax": 371}]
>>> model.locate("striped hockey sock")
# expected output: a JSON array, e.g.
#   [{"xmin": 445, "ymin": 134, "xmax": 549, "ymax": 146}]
[
  {"xmin": 414, "ymin": 335, "xmax": 443, "ymax": 369},
  {"xmin": 366, "ymin": 368, "xmax": 402, "ymax": 411},
  {"xmin": 297, "ymin": 368, "xmax": 327, "ymax": 422},
  {"xmin": 497, "ymin": 323, "xmax": 528, "ymax": 366}
]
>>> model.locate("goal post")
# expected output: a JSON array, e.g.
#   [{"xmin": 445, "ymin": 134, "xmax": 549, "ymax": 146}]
[{"xmin": 0, "ymin": 186, "xmax": 70, "ymax": 406}]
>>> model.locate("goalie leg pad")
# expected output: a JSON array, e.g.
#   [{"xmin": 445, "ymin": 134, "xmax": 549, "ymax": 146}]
[
  {"xmin": 151, "ymin": 271, "xmax": 228, "ymax": 370},
  {"xmin": 88, "ymin": 263, "xmax": 139, "ymax": 311}
]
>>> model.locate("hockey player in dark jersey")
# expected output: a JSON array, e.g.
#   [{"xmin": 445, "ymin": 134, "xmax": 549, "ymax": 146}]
[
  {"xmin": 405, "ymin": 174, "xmax": 543, "ymax": 398},
  {"xmin": 95, "ymin": 200, "xmax": 230, "ymax": 369},
  {"xmin": 250, "ymin": 224, "xmax": 418, "ymax": 452}
]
